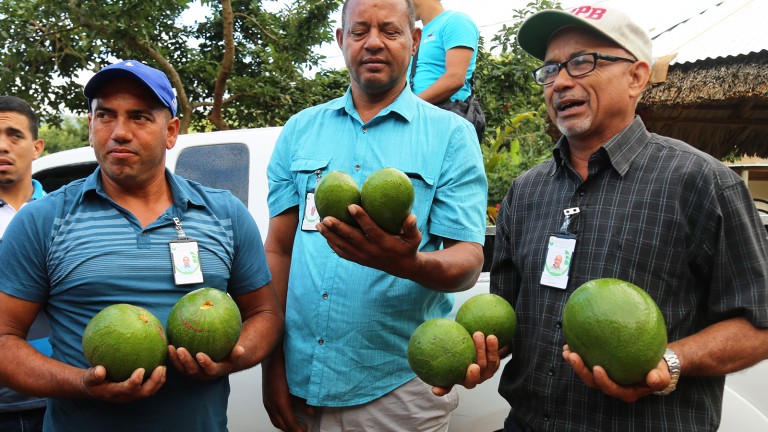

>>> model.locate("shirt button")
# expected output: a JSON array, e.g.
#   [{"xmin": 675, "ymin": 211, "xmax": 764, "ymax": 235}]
[
  {"xmin": 543, "ymin": 414, "xmax": 550, "ymax": 422},
  {"xmin": 141, "ymin": 232, "xmax": 147, "ymax": 237},
  {"xmin": 556, "ymin": 321, "xmax": 562, "ymax": 329},
  {"xmin": 354, "ymin": 164, "xmax": 361, "ymax": 171},
  {"xmin": 318, "ymin": 339, "xmax": 324, "ymax": 345},
  {"xmin": 548, "ymin": 368, "xmax": 555, "ymax": 376},
  {"xmin": 362, "ymin": 127, "xmax": 368, "ymax": 133},
  {"xmin": 322, "ymin": 293, "xmax": 329, "ymax": 300}
]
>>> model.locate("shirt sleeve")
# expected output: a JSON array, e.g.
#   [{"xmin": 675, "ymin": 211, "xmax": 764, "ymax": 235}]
[
  {"xmin": 441, "ymin": 12, "xmax": 479, "ymax": 52},
  {"xmin": 225, "ymin": 197, "xmax": 272, "ymax": 296},
  {"xmin": 0, "ymin": 200, "xmax": 53, "ymax": 303},
  {"xmin": 428, "ymin": 120, "xmax": 487, "ymax": 244},
  {"xmin": 267, "ymin": 117, "xmax": 301, "ymax": 218},
  {"xmin": 707, "ymin": 175, "xmax": 768, "ymax": 327}
]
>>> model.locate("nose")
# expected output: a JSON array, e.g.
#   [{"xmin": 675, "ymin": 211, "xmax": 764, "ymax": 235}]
[
  {"xmin": 110, "ymin": 116, "xmax": 133, "ymax": 143},
  {"xmin": 550, "ymin": 66, "xmax": 575, "ymax": 90},
  {"xmin": 0, "ymin": 133, "xmax": 9, "ymax": 153},
  {"xmin": 364, "ymin": 30, "xmax": 384, "ymax": 50}
]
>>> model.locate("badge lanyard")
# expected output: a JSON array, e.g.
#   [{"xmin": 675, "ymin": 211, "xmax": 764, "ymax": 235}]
[
  {"xmin": 540, "ymin": 207, "xmax": 579, "ymax": 290},
  {"xmin": 169, "ymin": 217, "xmax": 204, "ymax": 285},
  {"xmin": 302, "ymin": 170, "xmax": 322, "ymax": 231}
]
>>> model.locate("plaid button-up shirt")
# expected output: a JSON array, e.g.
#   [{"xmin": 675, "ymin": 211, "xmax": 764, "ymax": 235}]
[{"xmin": 492, "ymin": 116, "xmax": 768, "ymax": 431}]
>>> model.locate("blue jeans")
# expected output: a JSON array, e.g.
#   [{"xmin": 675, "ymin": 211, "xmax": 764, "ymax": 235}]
[{"xmin": 0, "ymin": 407, "xmax": 45, "ymax": 432}]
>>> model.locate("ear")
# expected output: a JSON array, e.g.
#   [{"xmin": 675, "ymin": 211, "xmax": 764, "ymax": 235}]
[
  {"xmin": 336, "ymin": 27, "xmax": 344, "ymax": 50},
  {"xmin": 166, "ymin": 116, "xmax": 180, "ymax": 150},
  {"xmin": 628, "ymin": 60, "xmax": 651, "ymax": 99},
  {"xmin": 412, "ymin": 27, "xmax": 422, "ymax": 56},
  {"xmin": 32, "ymin": 139, "xmax": 44, "ymax": 160},
  {"xmin": 87, "ymin": 113, "xmax": 94, "ymax": 147}
]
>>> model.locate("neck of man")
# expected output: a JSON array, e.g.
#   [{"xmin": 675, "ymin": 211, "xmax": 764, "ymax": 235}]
[
  {"xmin": 351, "ymin": 81, "xmax": 407, "ymax": 124},
  {"xmin": 418, "ymin": 1, "xmax": 445, "ymax": 26},
  {"xmin": 564, "ymin": 117, "xmax": 635, "ymax": 180},
  {"xmin": 0, "ymin": 178, "xmax": 34, "ymax": 211},
  {"xmin": 101, "ymin": 171, "xmax": 174, "ymax": 228}
]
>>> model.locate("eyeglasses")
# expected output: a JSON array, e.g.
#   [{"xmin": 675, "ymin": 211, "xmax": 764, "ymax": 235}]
[{"xmin": 531, "ymin": 52, "xmax": 637, "ymax": 86}]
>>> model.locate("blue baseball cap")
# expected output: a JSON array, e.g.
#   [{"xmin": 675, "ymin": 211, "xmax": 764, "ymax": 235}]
[{"xmin": 84, "ymin": 60, "xmax": 178, "ymax": 117}]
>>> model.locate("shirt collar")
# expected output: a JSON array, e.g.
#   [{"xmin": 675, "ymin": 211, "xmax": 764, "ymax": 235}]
[
  {"xmin": 326, "ymin": 85, "xmax": 417, "ymax": 124},
  {"xmin": 602, "ymin": 116, "xmax": 651, "ymax": 177},
  {"xmin": 551, "ymin": 116, "xmax": 650, "ymax": 177},
  {"xmin": 30, "ymin": 179, "xmax": 46, "ymax": 200},
  {"xmin": 0, "ymin": 179, "xmax": 47, "ymax": 208},
  {"xmin": 81, "ymin": 167, "xmax": 207, "ymax": 212}
]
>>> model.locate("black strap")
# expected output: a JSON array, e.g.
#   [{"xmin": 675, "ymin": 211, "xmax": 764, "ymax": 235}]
[{"xmin": 409, "ymin": 47, "xmax": 419, "ymax": 91}]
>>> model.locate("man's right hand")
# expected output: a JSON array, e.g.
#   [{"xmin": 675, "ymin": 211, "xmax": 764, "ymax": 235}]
[
  {"xmin": 262, "ymin": 352, "xmax": 308, "ymax": 432},
  {"xmin": 80, "ymin": 365, "xmax": 166, "ymax": 403}
]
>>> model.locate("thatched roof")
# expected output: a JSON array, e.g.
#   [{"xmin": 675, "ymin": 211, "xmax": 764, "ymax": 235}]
[
  {"xmin": 638, "ymin": 50, "xmax": 768, "ymax": 159},
  {"xmin": 635, "ymin": 0, "xmax": 768, "ymax": 160}
]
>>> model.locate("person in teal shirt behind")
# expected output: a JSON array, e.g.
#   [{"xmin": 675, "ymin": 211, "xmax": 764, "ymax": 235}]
[
  {"xmin": 262, "ymin": 0, "xmax": 491, "ymax": 430},
  {"xmin": 409, "ymin": 0, "xmax": 479, "ymax": 104}
]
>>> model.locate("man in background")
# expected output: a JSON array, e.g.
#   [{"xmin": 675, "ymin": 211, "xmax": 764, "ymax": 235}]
[
  {"xmin": 410, "ymin": 0, "xmax": 484, "ymax": 141},
  {"xmin": 0, "ymin": 95, "xmax": 48, "ymax": 431}
]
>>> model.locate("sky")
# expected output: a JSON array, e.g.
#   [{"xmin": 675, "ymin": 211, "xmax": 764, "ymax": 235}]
[
  {"xmin": 179, "ymin": 0, "xmax": 727, "ymax": 71},
  {"xmin": 298, "ymin": 0, "xmax": 725, "ymax": 71}
]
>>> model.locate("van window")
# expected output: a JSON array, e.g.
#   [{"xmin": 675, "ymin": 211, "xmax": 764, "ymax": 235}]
[
  {"xmin": 175, "ymin": 144, "xmax": 250, "ymax": 206},
  {"xmin": 33, "ymin": 162, "xmax": 98, "ymax": 193}
]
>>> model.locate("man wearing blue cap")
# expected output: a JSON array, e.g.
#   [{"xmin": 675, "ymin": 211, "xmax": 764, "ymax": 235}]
[
  {"xmin": 459, "ymin": 4, "xmax": 768, "ymax": 432},
  {"xmin": 0, "ymin": 60, "xmax": 283, "ymax": 431}
]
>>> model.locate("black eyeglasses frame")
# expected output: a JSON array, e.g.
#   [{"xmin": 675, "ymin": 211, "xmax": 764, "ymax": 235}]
[{"xmin": 531, "ymin": 52, "xmax": 637, "ymax": 86}]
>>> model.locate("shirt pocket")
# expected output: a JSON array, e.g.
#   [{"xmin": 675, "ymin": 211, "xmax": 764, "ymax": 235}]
[
  {"xmin": 289, "ymin": 158, "xmax": 331, "ymax": 216},
  {"xmin": 399, "ymin": 169, "xmax": 435, "ymax": 233},
  {"xmin": 290, "ymin": 158, "xmax": 331, "ymax": 192}
]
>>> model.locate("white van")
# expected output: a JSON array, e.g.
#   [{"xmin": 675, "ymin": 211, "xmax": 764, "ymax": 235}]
[{"xmin": 32, "ymin": 128, "xmax": 768, "ymax": 432}]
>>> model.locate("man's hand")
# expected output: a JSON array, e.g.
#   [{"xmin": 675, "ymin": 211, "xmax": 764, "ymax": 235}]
[
  {"xmin": 168, "ymin": 344, "xmax": 245, "ymax": 381},
  {"xmin": 316, "ymin": 205, "xmax": 421, "ymax": 276},
  {"xmin": 562, "ymin": 344, "xmax": 669, "ymax": 403},
  {"xmin": 81, "ymin": 365, "xmax": 166, "ymax": 403},
  {"xmin": 432, "ymin": 332, "xmax": 504, "ymax": 396}
]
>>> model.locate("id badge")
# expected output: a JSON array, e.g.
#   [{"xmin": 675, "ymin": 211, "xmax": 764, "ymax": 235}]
[
  {"xmin": 302, "ymin": 192, "xmax": 320, "ymax": 231},
  {"xmin": 170, "ymin": 238, "xmax": 204, "ymax": 285},
  {"xmin": 540, "ymin": 233, "xmax": 577, "ymax": 290}
]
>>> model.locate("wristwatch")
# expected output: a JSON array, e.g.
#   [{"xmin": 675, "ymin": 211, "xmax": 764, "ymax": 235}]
[{"xmin": 654, "ymin": 348, "xmax": 681, "ymax": 395}]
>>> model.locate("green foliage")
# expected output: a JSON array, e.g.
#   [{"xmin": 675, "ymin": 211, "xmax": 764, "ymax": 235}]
[
  {"xmin": 39, "ymin": 117, "xmax": 89, "ymax": 155},
  {"xmin": 4, "ymin": 0, "xmax": 564, "ymax": 219},
  {"xmin": 473, "ymin": 0, "xmax": 562, "ymax": 211},
  {"xmin": 0, "ymin": 0, "xmax": 344, "ymax": 131}
]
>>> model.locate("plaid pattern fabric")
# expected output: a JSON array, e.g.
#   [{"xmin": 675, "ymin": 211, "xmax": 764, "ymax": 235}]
[{"xmin": 491, "ymin": 117, "xmax": 768, "ymax": 431}]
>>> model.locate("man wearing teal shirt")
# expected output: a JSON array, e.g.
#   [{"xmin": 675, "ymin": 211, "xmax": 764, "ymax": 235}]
[
  {"xmin": 0, "ymin": 95, "xmax": 48, "ymax": 432},
  {"xmin": 262, "ymin": 0, "xmax": 488, "ymax": 430}
]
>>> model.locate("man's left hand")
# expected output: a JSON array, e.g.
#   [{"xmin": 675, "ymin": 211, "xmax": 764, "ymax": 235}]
[
  {"xmin": 432, "ymin": 332, "xmax": 505, "ymax": 396},
  {"xmin": 562, "ymin": 344, "xmax": 669, "ymax": 402},
  {"xmin": 168, "ymin": 344, "xmax": 245, "ymax": 381}
]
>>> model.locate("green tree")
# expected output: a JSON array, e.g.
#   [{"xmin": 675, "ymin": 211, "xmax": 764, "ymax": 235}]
[
  {"xmin": 474, "ymin": 0, "xmax": 561, "ymax": 215},
  {"xmin": 0, "ymin": 0, "xmax": 344, "ymax": 133},
  {"xmin": 39, "ymin": 116, "xmax": 89, "ymax": 155}
]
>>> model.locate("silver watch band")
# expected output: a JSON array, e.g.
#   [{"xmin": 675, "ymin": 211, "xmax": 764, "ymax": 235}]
[{"xmin": 654, "ymin": 348, "xmax": 681, "ymax": 395}]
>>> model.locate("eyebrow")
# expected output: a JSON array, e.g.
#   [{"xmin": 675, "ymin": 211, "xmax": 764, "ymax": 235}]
[
  {"xmin": 93, "ymin": 104, "xmax": 158, "ymax": 117},
  {"xmin": 0, "ymin": 126, "xmax": 27, "ymax": 138},
  {"xmin": 543, "ymin": 50, "xmax": 589, "ymax": 64}
]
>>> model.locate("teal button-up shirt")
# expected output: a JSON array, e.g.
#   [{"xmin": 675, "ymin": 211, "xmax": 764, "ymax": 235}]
[{"xmin": 267, "ymin": 87, "xmax": 487, "ymax": 406}]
